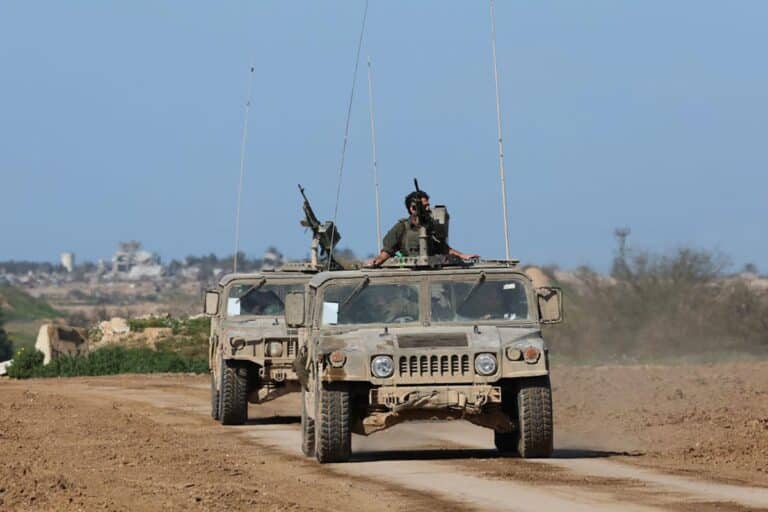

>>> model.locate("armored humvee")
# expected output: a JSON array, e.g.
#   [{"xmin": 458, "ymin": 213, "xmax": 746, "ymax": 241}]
[
  {"xmin": 203, "ymin": 265, "xmax": 317, "ymax": 424},
  {"xmin": 202, "ymin": 185, "xmax": 344, "ymax": 425},
  {"xmin": 285, "ymin": 257, "xmax": 563, "ymax": 462}
]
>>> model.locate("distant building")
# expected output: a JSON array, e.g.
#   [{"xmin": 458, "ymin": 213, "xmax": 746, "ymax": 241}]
[
  {"xmin": 60, "ymin": 252, "xmax": 75, "ymax": 273},
  {"xmin": 111, "ymin": 241, "xmax": 164, "ymax": 280}
]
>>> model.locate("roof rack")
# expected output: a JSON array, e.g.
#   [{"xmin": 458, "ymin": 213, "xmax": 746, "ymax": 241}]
[{"xmin": 379, "ymin": 256, "xmax": 519, "ymax": 270}]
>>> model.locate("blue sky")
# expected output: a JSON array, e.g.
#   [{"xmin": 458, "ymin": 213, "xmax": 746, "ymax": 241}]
[{"xmin": 1, "ymin": 1, "xmax": 766, "ymax": 271}]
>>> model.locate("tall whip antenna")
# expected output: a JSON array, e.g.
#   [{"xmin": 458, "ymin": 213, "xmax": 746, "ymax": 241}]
[
  {"xmin": 328, "ymin": 0, "xmax": 370, "ymax": 269},
  {"xmin": 489, "ymin": 0, "xmax": 512, "ymax": 261},
  {"xmin": 233, "ymin": 65, "xmax": 256, "ymax": 273},
  {"xmin": 367, "ymin": 56, "xmax": 383, "ymax": 252}
]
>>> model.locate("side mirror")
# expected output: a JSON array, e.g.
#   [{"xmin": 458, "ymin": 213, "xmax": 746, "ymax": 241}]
[
  {"xmin": 536, "ymin": 287, "xmax": 563, "ymax": 324},
  {"xmin": 203, "ymin": 290, "xmax": 220, "ymax": 316},
  {"xmin": 285, "ymin": 292, "xmax": 306, "ymax": 327}
]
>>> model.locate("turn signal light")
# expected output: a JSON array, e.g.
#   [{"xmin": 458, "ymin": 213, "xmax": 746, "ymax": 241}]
[
  {"xmin": 523, "ymin": 346, "xmax": 541, "ymax": 364},
  {"xmin": 329, "ymin": 350, "xmax": 347, "ymax": 368}
]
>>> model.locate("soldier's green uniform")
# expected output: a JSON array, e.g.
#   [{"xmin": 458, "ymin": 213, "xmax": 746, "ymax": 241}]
[{"xmin": 382, "ymin": 218, "xmax": 450, "ymax": 257}]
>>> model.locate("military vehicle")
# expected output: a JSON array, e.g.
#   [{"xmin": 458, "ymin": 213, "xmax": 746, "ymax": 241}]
[
  {"xmin": 203, "ymin": 186, "xmax": 344, "ymax": 425},
  {"xmin": 286, "ymin": 254, "xmax": 563, "ymax": 463}
]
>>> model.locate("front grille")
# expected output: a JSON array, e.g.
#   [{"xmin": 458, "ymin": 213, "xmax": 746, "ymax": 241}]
[
  {"xmin": 287, "ymin": 339, "xmax": 298, "ymax": 358},
  {"xmin": 398, "ymin": 354, "xmax": 471, "ymax": 379}
]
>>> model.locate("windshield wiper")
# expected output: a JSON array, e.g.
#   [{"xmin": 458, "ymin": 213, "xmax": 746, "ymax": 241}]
[
  {"xmin": 237, "ymin": 278, "xmax": 266, "ymax": 301},
  {"xmin": 459, "ymin": 272, "xmax": 486, "ymax": 309},
  {"xmin": 341, "ymin": 276, "xmax": 370, "ymax": 306}
]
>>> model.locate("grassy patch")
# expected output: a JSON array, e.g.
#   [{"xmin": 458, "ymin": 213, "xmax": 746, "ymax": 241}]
[
  {"xmin": 130, "ymin": 316, "xmax": 209, "ymax": 359},
  {"xmin": 0, "ymin": 284, "xmax": 62, "ymax": 321},
  {"xmin": 4, "ymin": 320, "xmax": 40, "ymax": 351},
  {"xmin": 6, "ymin": 345, "xmax": 207, "ymax": 379}
]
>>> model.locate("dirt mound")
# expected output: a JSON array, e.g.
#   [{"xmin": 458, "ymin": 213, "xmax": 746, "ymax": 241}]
[{"xmin": 553, "ymin": 362, "xmax": 768, "ymax": 483}]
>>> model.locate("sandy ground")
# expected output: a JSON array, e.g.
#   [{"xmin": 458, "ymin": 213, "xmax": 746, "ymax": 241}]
[{"xmin": 1, "ymin": 362, "xmax": 767, "ymax": 511}]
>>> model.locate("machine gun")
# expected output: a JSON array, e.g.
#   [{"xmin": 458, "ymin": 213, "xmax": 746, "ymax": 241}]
[
  {"xmin": 299, "ymin": 185, "xmax": 342, "ymax": 270},
  {"xmin": 407, "ymin": 178, "xmax": 450, "ymax": 265},
  {"xmin": 411, "ymin": 178, "xmax": 433, "ymax": 228}
]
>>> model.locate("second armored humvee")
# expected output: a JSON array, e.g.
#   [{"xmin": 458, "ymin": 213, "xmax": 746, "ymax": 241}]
[
  {"xmin": 202, "ymin": 185, "xmax": 344, "ymax": 425},
  {"xmin": 285, "ymin": 258, "xmax": 563, "ymax": 462},
  {"xmin": 203, "ymin": 266, "xmax": 317, "ymax": 424}
]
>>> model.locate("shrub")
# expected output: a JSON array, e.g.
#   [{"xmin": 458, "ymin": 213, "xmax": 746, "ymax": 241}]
[
  {"xmin": 6, "ymin": 347, "xmax": 45, "ymax": 378},
  {"xmin": 547, "ymin": 247, "xmax": 768, "ymax": 362},
  {"xmin": 7, "ymin": 346, "xmax": 207, "ymax": 379},
  {"xmin": 131, "ymin": 316, "xmax": 210, "ymax": 359},
  {"xmin": 0, "ymin": 306, "xmax": 13, "ymax": 360}
]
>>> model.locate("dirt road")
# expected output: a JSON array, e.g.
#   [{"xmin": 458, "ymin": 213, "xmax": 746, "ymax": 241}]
[{"xmin": 1, "ymin": 362, "xmax": 767, "ymax": 511}]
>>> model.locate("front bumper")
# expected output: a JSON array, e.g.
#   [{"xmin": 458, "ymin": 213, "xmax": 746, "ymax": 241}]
[
  {"xmin": 370, "ymin": 384, "xmax": 501, "ymax": 411},
  {"xmin": 356, "ymin": 384, "xmax": 511, "ymax": 436}
]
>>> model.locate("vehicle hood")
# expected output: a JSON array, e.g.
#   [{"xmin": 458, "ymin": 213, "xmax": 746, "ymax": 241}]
[
  {"xmin": 317, "ymin": 324, "xmax": 542, "ymax": 353},
  {"xmin": 219, "ymin": 318, "xmax": 289, "ymax": 340}
]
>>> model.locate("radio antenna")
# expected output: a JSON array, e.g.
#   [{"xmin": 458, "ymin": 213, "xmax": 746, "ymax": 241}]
[
  {"xmin": 233, "ymin": 65, "xmax": 256, "ymax": 273},
  {"xmin": 328, "ymin": 0, "xmax": 370, "ymax": 270},
  {"xmin": 489, "ymin": 0, "xmax": 512, "ymax": 261},
  {"xmin": 367, "ymin": 56, "xmax": 383, "ymax": 252}
]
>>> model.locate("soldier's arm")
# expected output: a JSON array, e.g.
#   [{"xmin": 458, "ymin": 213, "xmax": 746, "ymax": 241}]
[
  {"xmin": 432, "ymin": 234, "xmax": 479, "ymax": 261},
  {"xmin": 367, "ymin": 222, "xmax": 404, "ymax": 267},
  {"xmin": 448, "ymin": 247, "xmax": 480, "ymax": 261}
]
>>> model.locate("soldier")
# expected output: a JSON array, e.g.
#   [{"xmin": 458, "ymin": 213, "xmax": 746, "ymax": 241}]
[
  {"xmin": 240, "ymin": 289, "xmax": 284, "ymax": 316},
  {"xmin": 366, "ymin": 189, "xmax": 479, "ymax": 267}
]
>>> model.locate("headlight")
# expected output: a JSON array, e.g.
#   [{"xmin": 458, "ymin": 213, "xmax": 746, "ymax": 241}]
[
  {"xmin": 371, "ymin": 355, "xmax": 394, "ymax": 378},
  {"xmin": 265, "ymin": 341, "xmax": 283, "ymax": 357},
  {"xmin": 505, "ymin": 346, "xmax": 523, "ymax": 361},
  {"xmin": 474, "ymin": 353, "xmax": 498, "ymax": 376}
]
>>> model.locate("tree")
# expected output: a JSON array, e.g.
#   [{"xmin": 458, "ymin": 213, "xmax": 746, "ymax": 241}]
[{"xmin": 0, "ymin": 306, "xmax": 12, "ymax": 361}]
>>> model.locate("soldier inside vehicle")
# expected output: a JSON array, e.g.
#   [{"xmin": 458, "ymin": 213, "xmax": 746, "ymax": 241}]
[{"xmin": 227, "ymin": 283, "xmax": 304, "ymax": 316}]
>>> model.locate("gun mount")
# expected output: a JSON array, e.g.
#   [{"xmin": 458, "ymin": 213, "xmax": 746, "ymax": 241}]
[
  {"xmin": 299, "ymin": 185, "xmax": 343, "ymax": 271},
  {"xmin": 409, "ymin": 178, "xmax": 450, "ymax": 266}
]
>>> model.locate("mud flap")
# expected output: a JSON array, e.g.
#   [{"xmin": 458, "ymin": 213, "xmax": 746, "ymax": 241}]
[{"xmin": 292, "ymin": 347, "xmax": 310, "ymax": 390}]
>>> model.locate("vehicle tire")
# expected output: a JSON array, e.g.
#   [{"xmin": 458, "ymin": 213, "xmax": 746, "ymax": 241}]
[
  {"xmin": 301, "ymin": 389, "xmax": 315, "ymax": 457},
  {"xmin": 220, "ymin": 360, "xmax": 248, "ymax": 425},
  {"xmin": 314, "ymin": 382, "xmax": 351, "ymax": 463},
  {"xmin": 516, "ymin": 376, "xmax": 553, "ymax": 458},
  {"xmin": 210, "ymin": 371, "xmax": 221, "ymax": 420}
]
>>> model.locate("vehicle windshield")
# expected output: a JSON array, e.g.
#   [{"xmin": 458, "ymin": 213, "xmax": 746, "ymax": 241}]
[
  {"xmin": 430, "ymin": 278, "xmax": 529, "ymax": 322},
  {"xmin": 227, "ymin": 282, "xmax": 304, "ymax": 317},
  {"xmin": 321, "ymin": 281, "xmax": 420, "ymax": 326}
]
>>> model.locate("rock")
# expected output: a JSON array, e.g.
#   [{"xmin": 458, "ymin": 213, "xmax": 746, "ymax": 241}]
[
  {"xmin": 0, "ymin": 360, "xmax": 11, "ymax": 376},
  {"xmin": 35, "ymin": 324, "xmax": 89, "ymax": 365},
  {"xmin": 97, "ymin": 317, "xmax": 131, "ymax": 344},
  {"xmin": 108, "ymin": 318, "xmax": 130, "ymax": 335}
]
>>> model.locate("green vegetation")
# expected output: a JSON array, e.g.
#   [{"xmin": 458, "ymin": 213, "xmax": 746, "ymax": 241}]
[
  {"xmin": 129, "ymin": 316, "xmax": 210, "ymax": 359},
  {"xmin": 7, "ymin": 345, "xmax": 207, "ymax": 379},
  {"xmin": 127, "ymin": 315, "xmax": 209, "ymax": 335},
  {"xmin": 0, "ymin": 284, "xmax": 62, "ymax": 321},
  {"xmin": 4, "ymin": 320, "xmax": 41, "ymax": 352},
  {"xmin": 0, "ymin": 306, "xmax": 13, "ymax": 360},
  {"xmin": 5, "ymin": 346, "xmax": 44, "ymax": 378}
]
